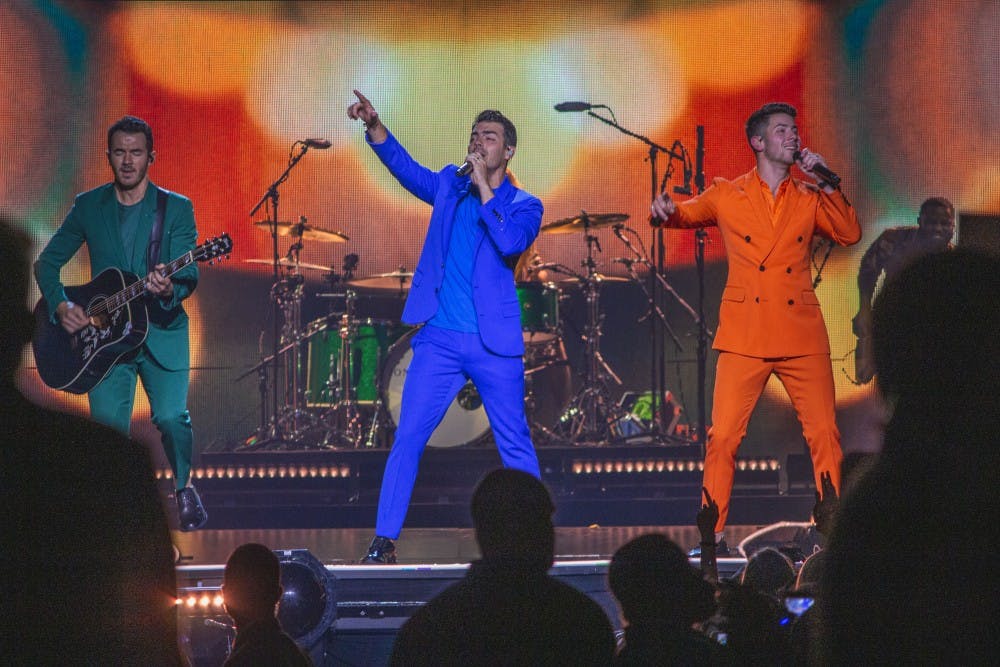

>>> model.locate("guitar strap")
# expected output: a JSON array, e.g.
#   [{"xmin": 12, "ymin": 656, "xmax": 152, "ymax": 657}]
[{"xmin": 146, "ymin": 187, "xmax": 168, "ymax": 272}]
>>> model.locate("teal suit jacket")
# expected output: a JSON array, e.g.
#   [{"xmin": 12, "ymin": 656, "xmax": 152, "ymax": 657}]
[{"xmin": 34, "ymin": 181, "xmax": 198, "ymax": 371}]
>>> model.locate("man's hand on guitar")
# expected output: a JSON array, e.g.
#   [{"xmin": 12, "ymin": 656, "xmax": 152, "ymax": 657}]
[
  {"xmin": 56, "ymin": 301, "xmax": 90, "ymax": 334},
  {"xmin": 145, "ymin": 264, "xmax": 174, "ymax": 298}
]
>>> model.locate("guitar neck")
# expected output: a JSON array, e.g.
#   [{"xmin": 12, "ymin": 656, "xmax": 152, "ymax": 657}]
[{"xmin": 90, "ymin": 251, "xmax": 196, "ymax": 316}]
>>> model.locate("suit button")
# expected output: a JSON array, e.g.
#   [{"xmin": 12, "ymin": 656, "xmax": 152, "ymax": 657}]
[
  {"xmin": 744, "ymin": 235, "xmax": 751, "ymax": 242},
  {"xmin": 759, "ymin": 265, "xmax": 765, "ymax": 272},
  {"xmin": 797, "ymin": 236, "xmax": 803, "ymax": 242},
  {"xmin": 788, "ymin": 299, "xmax": 794, "ymax": 305},
  {"xmin": 755, "ymin": 297, "xmax": 760, "ymax": 303},
  {"xmin": 786, "ymin": 267, "xmax": 792, "ymax": 274}
]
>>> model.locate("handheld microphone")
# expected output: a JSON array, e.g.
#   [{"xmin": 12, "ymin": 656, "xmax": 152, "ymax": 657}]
[
  {"xmin": 792, "ymin": 150, "xmax": 840, "ymax": 187},
  {"xmin": 303, "ymin": 138, "xmax": 332, "ymax": 149},
  {"xmin": 554, "ymin": 101, "xmax": 601, "ymax": 112},
  {"xmin": 456, "ymin": 161, "xmax": 473, "ymax": 176}
]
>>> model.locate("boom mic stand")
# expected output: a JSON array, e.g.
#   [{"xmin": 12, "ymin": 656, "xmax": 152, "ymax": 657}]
[
  {"xmin": 247, "ymin": 141, "xmax": 316, "ymax": 447},
  {"xmin": 580, "ymin": 108, "xmax": 695, "ymax": 443}
]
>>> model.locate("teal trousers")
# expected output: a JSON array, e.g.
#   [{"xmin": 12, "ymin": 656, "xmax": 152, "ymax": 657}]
[{"xmin": 89, "ymin": 348, "xmax": 193, "ymax": 490}]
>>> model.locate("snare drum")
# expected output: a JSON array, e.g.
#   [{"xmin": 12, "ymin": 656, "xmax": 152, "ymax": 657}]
[
  {"xmin": 516, "ymin": 282, "xmax": 560, "ymax": 342},
  {"xmin": 306, "ymin": 318, "xmax": 409, "ymax": 406}
]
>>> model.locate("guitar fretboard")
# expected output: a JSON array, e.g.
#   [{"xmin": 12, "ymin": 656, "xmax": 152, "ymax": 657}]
[{"xmin": 89, "ymin": 251, "xmax": 196, "ymax": 317}]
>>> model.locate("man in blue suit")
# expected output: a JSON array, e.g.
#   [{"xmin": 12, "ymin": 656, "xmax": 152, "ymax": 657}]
[{"xmin": 348, "ymin": 91, "xmax": 543, "ymax": 563}]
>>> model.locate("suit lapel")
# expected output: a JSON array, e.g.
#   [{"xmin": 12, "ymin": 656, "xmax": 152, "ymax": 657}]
[
  {"xmin": 737, "ymin": 170, "xmax": 775, "ymax": 240},
  {"xmin": 762, "ymin": 177, "xmax": 803, "ymax": 263}
]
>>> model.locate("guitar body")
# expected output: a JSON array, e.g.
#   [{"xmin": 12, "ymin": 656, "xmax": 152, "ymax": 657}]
[{"xmin": 33, "ymin": 267, "xmax": 149, "ymax": 394}]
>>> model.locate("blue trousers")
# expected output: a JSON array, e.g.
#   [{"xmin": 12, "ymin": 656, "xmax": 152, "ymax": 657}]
[
  {"xmin": 88, "ymin": 347, "xmax": 193, "ymax": 491},
  {"xmin": 375, "ymin": 325, "xmax": 540, "ymax": 538}
]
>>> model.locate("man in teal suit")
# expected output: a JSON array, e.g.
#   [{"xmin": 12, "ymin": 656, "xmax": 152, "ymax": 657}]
[{"xmin": 34, "ymin": 115, "xmax": 207, "ymax": 530}]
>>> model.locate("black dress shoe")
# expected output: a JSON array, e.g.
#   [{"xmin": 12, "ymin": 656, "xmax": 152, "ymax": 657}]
[
  {"xmin": 687, "ymin": 539, "xmax": 730, "ymax": 558},
  {"xmin": 176, "ymin": 486, "xmax": 208, "ymax": 532},
  {"xmin": 361, "ymin": 536, "xmax": 396, "ymax": 564}
]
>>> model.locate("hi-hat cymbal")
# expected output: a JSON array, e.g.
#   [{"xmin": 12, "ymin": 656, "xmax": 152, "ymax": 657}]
[
  {"xmin": 348, "ymin": 275, "xmax": 412, "ymax": 291},
  {"xmin": 374, "ymin": 269, "xmax": 415, "ymax": 279},
  {"xmin": 540, "ymin": 212, "xmax": 629, "ymax": 234},
  {"xmin": 253, "ymin": 219, "xmax": 349, "ymax": 242},
  {"xmin": 244, "ymin": 258, "xmax": 330, "ymax": 272}
]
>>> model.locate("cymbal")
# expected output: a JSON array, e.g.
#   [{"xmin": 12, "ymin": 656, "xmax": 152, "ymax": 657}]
[
  {"xmin": 253, "ymin": 219, "xmax": 349, "ymax": 243},
  {"xmin": 244, "ymin": 258, "xmax": 330, "ymax": 272},
  {"xmin": 541, "ymin": 212, "xmax": 629, "ymax": 234},
  {"xmin": 374, "ymin": 269, "xmax": 415, "ymax": 279},
  {"xmin": 347, "ymin": 275, "xmax": 412, "ymax": 291},
  {"xmin": 556, "ymin": 274, "xmax": 630, "ymax": 286}
]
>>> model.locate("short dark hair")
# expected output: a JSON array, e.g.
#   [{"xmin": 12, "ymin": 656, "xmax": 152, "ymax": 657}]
[
  {"xmin": 918, "ymin": 196, "xmax": 954, "ymax": 219},
  {"xmin": 473, "ymin": 110, "xmax": 517, "ymax": 147},
  {"xmin": 224, "ymin": 543, "xmax": 282, "ymax": 612},
  {"xmin": 609, "ymin": 533, "xmax": 715, "ymax": 624},
  {"xmin": 745, "ymin": 102, "xmax": 797, "ymax": 147},
  {"xmin": 107, "ymin": 115, "xmax": 153, "ymax": 152},
  {"xmin": 471, "ymin": 469, "xmax": 552, "ymax": 561}
]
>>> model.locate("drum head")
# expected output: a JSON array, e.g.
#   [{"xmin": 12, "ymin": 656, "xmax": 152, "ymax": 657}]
[{"xmin": 381, "ymin": 328, "xmax": 491, "ymax": 448}]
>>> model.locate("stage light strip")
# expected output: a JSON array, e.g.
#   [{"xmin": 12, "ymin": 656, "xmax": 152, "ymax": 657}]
[
  {"xmin": 570, "ymin": 458, "xmax": 779, "ymax": 475},
  {"xmin": 156, "ymin": 465, "xmax": 352, "ymax": 481}
]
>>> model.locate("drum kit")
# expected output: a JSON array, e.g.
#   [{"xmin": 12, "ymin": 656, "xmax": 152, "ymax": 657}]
[{"xmin": 240, "ymin": 209, "xmax": 676, "ymax": 450}]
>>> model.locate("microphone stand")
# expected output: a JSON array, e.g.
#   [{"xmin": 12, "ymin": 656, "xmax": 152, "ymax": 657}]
[
  {"xmin": 248, "ymin": 141, "xmax": 312, "ymax": 446},
  {"xmin": 583, "ymin": 109, "xmax": 691, "ymax": 444},
  {"xmin": 693, "ymin": 125, "xmax": 709, "ymax": 450}
]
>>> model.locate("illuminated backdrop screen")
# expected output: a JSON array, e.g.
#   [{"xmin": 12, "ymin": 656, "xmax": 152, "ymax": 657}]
[{"xmin": 6, "ymin": 1, "xmax": 997, "ymax": 464}]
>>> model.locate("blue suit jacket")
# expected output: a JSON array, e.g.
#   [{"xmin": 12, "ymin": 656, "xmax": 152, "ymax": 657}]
[{"xmin": 370, "ymin": 131, "xmax": 542, "ymax": 356}]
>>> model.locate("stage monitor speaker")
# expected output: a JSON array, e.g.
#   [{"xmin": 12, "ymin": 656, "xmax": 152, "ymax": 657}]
[{"xmin": 957, "ymin": 212, "xmax": 999, "ymax": 255}]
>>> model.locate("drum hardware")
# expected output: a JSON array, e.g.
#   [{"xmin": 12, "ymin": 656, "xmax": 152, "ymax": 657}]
[
  {"xmin": 540, "ymin": 211, "xmax": 629, "ymax": 234},
  {"xmin": 245, "ymin": 139, "xmax": 331, "ymax": 448},
  {"xmin": 611, "ymin": 225, "xmax": 710, "ymax": 445},
  {"xmin": 244, "ymin": 257, "xmax": 331, "ymax": 272},
  {"xmin": 547, "ymin": 212, "xmax": 632, "ymax": 444}
]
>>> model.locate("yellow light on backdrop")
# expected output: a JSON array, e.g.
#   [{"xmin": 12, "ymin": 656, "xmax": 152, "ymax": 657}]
[
  {"xmin": 119, "ymin": 5, "xmax": 277, "ymax": 96},
  {"xmin": 247, "ymin": 30, "xmax": 392, "ymax": 150},
  {"xmin": 643, "ymin": 0, "xmax": 816, "ymax": 91}
]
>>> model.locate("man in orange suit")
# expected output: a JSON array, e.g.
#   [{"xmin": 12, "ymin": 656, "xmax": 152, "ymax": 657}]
[{"xmin": 651, "ymin": 102, "xmax": 861, "ymax": 554}]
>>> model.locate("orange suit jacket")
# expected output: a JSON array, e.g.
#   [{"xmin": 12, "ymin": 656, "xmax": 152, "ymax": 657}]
[{"xmin": 663, "ymin": 168, "xmax": 861, "ymax": 358}]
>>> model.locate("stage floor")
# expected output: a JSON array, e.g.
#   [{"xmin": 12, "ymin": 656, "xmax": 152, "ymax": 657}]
[{"xmin": 172, "ymin": 525, "xmax": 761, "ymax": 566}]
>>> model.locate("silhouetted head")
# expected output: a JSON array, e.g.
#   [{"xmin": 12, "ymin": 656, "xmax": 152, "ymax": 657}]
[
  {"xmin": 471, "ymin": 469, "xmax": 554, "ymax": 569},
  {"xmin": 795, "ymin": 549, "xmax": 828, "ymax": 593},
  {"xmin": 609, "ymin": 533, "xmax": 715, "ymax": 626},
  {"xmin": 741, "ymin": 547, "xmax": 796, "ymax": 600},
  {"xmin": 0, "ymin": 217, "xmax": 33, "ymax": 382},
  {"xmin": 873, "ymin": 249, "xmax": 1000, "ymax": 401},
  {"xmin": 223, "ymin": 543, "xmax": 282, "ymax": 625}
]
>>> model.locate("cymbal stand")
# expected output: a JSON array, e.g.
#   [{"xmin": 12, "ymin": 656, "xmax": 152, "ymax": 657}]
[
  {"xmin": 317, "ymin": 290, "xmax": 366, "ymax": 448},
  {"xmin": 248, "ymin": 140, "xmax": 318, "ymax": 445},
  {"xmin": 555, "ymin": 214, "xmax": 629, "ymax": 444},
  {"xmin": 272, "ymin": 272, "xmax": 317, "ymax": 440}
]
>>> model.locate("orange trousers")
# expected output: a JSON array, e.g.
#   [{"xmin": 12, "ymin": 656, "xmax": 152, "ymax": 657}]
[{"xmin": 704, "ymin": 352, "xmax": 842, "ymax": 532}]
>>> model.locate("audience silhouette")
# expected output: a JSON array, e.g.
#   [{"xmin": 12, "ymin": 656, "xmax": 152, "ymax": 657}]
[
  {"xmin": 0, "ymin": 217, "xmax": 182, "ymax": 665},
  {"xmin": 222, "ymin": 543, "xmax": 313, "ymax": 666},
  {"xmin": 821, "ymin": 249, "xmax": 1000, "ymax": 665},
  {"xmin": 389, "ymin": 468, "xmax": 616, "ymax": 666},
  {"xmin": 608, "ymin": 534, "xmax": 719, "ymax": 665}
]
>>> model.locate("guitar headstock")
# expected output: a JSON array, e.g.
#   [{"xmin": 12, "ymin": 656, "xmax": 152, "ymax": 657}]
[{"xmin": 196, "ymin": 233, "xmax": 233, "ymax": 265}]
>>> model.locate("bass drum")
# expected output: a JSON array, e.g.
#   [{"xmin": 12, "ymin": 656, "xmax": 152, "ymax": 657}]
[
  {"xmin": 381, "ymin": 328, "xmax": 491, "ymax": 448},
  {"xmin": 380, "ymin": 328, "xmax": 572, "ymax": 448}
]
